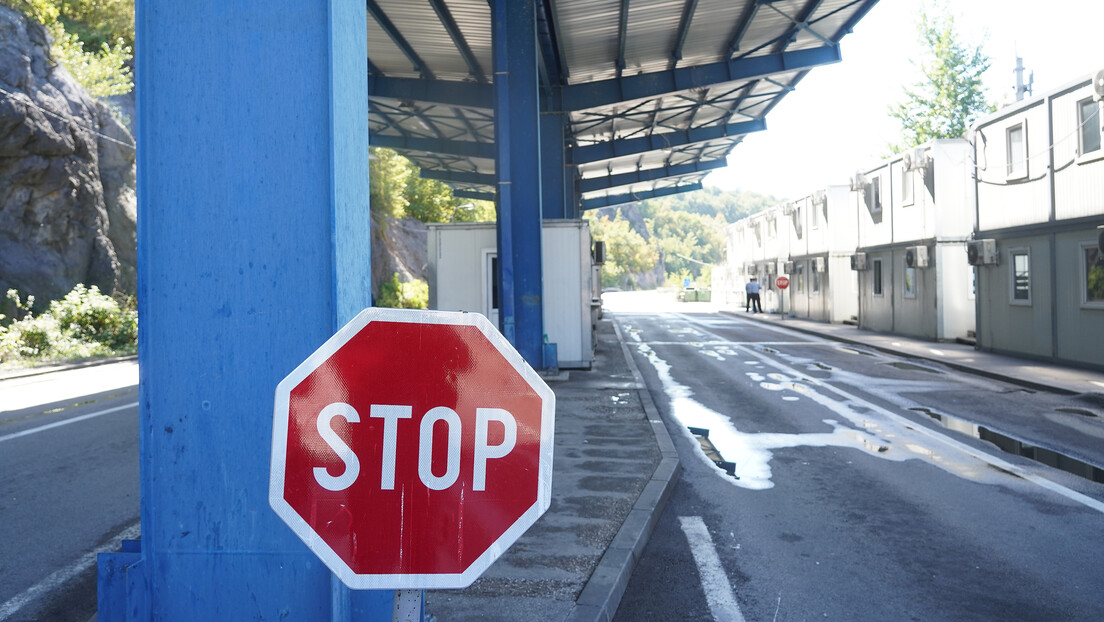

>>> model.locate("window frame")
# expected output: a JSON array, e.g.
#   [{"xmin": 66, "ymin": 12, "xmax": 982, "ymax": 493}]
[
  {"xmin": 872, "ymin": 258, "xmax": 884, "ymax": 297},
  {"xmin": 1006, "ymin": 121, "xmax": 1028, "ymax": 180},
  {"xmin": 812, "ymin": 264, "xmax": 821, "ymax": 295},
  {"xmin": 1080, "ymin": 242, "xmax": 1104, "ymax": 309},
  {"xmin": 1076, "ymin": 97, "xmax": 1103, "ymax": 164},
  {"xmin": 1009, "ymin": 247, "xmax": 1032, "ymax": 306},
  {"xmin": 867, "ymin": 176, "xmax": 882, "ymax": 212},
  {"xmin": 900, "ymin": 166, "xmax": 914, "ymax": 207},
  {"xmin": 903, "ymin": 266, "xmax": 917, "ymax": 299}
]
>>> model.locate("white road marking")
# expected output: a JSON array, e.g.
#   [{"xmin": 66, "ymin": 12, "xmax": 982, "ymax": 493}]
[
  {"xmin": 669, "ymin": 313, "xmax": 1104, "ymax": 515},
  {"xmin": 679, "ymin": 516, "xmax": 745, "ymax": 622},
  {"xmin": 0, "ymin": 522, "xmax": 141, "ymax": 620},
  {"xmin": 0, "ymin": 402, "xmax": 138, "ymax": 444}
]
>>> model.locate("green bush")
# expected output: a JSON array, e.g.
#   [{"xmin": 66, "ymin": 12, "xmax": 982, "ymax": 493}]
[
  {"xmin": 377, "ymin": 273, "xmax": 429, "ymax": 309},
  {"xmin": 0, "ymin": 284, "xmax": 136, "ymax": 365}
]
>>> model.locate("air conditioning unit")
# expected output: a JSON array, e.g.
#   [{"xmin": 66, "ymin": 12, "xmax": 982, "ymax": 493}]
[
  {"xmin": 849, "ymin": 172, "xmax": 867, "ymax": 192},
  {"xmin": 812, "ymin": 190, "xmax": 827, "ymax": 208},
  {"xmin": 904, "ymin": 147, "xmax": 930, "ymax": 172},
  {"xmin": 1093, "ymin": 68, "xmax": 1104, "ymax": 102},
  {"xmin": 784, "ymin": 261, "xmax": 795, "ymax": 273},
  {"xmin": 746, "ymin": 264, "xmax": 757, "ymax": 275},
  {"xmin": 905, "ymin": 245, "xmax": 929, "ymax": 269},
  {"xmin": 814, "ymin": 257, "xmax": 826, "ymax": 272},
  {"xmin": 850, "ymin": 252, "xmax": 868, "ymax": 271},
  {"xmin": 967, "ymin": 239, "xmax": 999, "ymax": 266}
]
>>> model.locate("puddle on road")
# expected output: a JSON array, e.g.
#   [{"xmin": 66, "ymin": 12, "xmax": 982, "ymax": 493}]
[
  {"xmin": 838, "ymin": 346, "xmax": 876, "ymax": 357},
  {"xmin": 886, "ymin": 361, "xmax": 943, "ymax": 374},
  {"xmin": 1056, "ymin": 407, "xmax": 1098, "ymax": 418},
  {"xmin": 910, "ymin": 407, "xmax": 1104, "ymax": 484},
  {"xmin": 635, "ymin": 341, "xmax": 1038, "ymax": 491}
]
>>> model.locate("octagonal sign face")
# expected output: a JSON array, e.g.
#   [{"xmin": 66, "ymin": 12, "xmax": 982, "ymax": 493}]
[{"xmin": 270, "ymin": 308, "xmax": 555, "ymax": 589}]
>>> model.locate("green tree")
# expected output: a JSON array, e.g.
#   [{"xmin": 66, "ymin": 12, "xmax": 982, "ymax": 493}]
[
  {"xmin": 56, "ymin": 0, "xmax": 134, "ymax": 50},
  {"xmin": 586, "ymin": 214, "xmax": 658, "ymax": 289},
  {"xmin": 889, "ymin": 3, "xmax": 992, "ymax": 149},
  {"xmin": 3, "ymin": 0, "xmax": 133, "ymax": 97},
  {"xmin": 648, "ymin": 209, "xmax": 725, "ymax": 282},
  {"xmin": 369, "ymin": 147, "xmax": 495, "ymax": 223}
]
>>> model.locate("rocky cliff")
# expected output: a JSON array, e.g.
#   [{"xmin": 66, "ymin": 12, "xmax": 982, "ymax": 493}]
[{"xmin": 0, "ymin": 6, "xmax": 136, "ymax": 305}]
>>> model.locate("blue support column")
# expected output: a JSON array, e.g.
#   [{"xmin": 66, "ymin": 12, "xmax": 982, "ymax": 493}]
[
  {"xmin": 540, "ymin": 110, "xmax": 569, "ymax": 220},
  {"xmin": 97, "ymin": 0, "xmax": 391, "ymax": 619},
  {"xmin": 493, "ymin": 0, "xmax": 545, "ymax": 367}
]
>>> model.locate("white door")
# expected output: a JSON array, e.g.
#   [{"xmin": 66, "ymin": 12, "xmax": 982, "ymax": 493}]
[{"xmin": 482, "ymin": 250, "xmax": 499, "ymax": 327}]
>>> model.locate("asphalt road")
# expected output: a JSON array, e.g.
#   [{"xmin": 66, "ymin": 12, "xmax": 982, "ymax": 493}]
[
  {"xmin": 610, "ymin": 308, "xmax": 1104, "ymax": 621},
  {"xmin": 0, "ymin": 362, "xmax": 140, "ymax": 622}
]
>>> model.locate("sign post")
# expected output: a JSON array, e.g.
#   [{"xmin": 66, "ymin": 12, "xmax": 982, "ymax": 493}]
[
  {"xmin": 270, "ymin": 308, "xmax": 555, "ymax": 597},
  {"xmin": 775, "ymin": 276, "xmax": 790, "ymax": 320}
]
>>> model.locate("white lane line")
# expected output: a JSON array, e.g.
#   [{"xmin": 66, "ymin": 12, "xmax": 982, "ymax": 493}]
[
  {"xmin": 679, "ymin": 516, "xmax": 745, "ymax": 622},
  {"xmin": 0, "ymin": 522, "xmax": 141, "ymax": 620},
  {"xmin": 674, "ymin": 313, "xmax": 1104, "ymax": 515},
  {"xmin": 0, "ymin": 402, "xmax": 138, "ymax": 444}
]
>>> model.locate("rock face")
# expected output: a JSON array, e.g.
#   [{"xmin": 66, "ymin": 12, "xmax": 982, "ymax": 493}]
[
  {"xmin": 0, "ymin": 7, "xmax": 136, "ymax": 305},
  {"xmin": 370, "ymin": 214, "xmax": 427, "ymax": 298}
]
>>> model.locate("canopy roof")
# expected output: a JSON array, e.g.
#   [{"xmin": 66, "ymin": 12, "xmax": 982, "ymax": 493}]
[{"xmin": 367, "ymin": 0, "xmax": 879, "ymax": 209}]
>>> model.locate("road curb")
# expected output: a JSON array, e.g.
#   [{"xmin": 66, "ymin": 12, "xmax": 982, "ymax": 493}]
[
  {"xmin": 0, "ymin": 355, "xmax": 138, "ymax": 382},
  {"xmin": 564, "ymin": 320, "xmax": 681, "ymax": 622}
]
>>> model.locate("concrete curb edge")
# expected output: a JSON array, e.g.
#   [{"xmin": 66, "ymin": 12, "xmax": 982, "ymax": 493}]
[{"xmin": 563, "ymin": 319, "xmax": 681, "ymax": 622}]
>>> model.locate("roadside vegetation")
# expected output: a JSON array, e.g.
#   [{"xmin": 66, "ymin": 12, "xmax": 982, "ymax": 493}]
[
  {"xmin": 3, "ymin": 0, "xmax": 134, "ymax": 98},
  {"xmin": 369, "ymin": 147, "xmax": 495, "ymax": 309},
  {"xmin": 0, "ymin": 284, "xmax": 137, "ymax": 368},
  {"xmin": 585, "ymin": 186, "xmax": 779, "ymax": 291}
]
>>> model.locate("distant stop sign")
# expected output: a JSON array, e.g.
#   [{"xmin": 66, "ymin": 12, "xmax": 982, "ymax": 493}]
[
  {"xmin": 270, "ymin": 308, "xmax": 555, "ymax": 589},
  {"xmin": 776, "ymin": 276, "xmax": 790, "ymax": 289}
]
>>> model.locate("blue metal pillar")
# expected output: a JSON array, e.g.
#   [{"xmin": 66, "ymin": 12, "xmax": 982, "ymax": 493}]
[
  {"xmin": 97, "ymin": 0, "xmax": 391, "ymax": 619},
  {"xmin": 540, "ymin": 110, "xmax": 572, "ymax": 220},
  {"xmin": 493, "ymin": 0, "xmax": 545, "ymax": 367}
]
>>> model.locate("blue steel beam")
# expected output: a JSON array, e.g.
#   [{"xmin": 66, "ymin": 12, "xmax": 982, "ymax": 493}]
[
  {"xmin": 369, "ymin": 76, "xmax": 492, "ymax": 109},
  {"xmin": 493, "ymin": 0, "xmax": 545, "ymax": 367},
  {"xmin": 571, "ymin": 117, "xmax": 765, "ymax": 164},
  {"xmin": 366, "ymin": 0, "xmax": 433, "ymax": 78},
  {"xmin": 108, "ymin": 0, "xmax": 391, "ymax": 619},
  {"xmin": 615, "ymin": 0, "xmax": 630, "ymax": 73},
  {"xmin": 725, "ymin": 0, "xmax": 761, "ymax": 56},
  {"xmin": 452, "ymin": 189, "xmax": 496, "ymax": 201},
  {"xmin": 367, "ymin": 44, "xmax": 839, "ymax": 113},
  {"xmin": 428, "ymin": 0, "xmax": 487, "ymax": 82},
  {"xmin": 671, "ymin": 0, "xmax": 700, "ymax": 64},
  {"xmin": 581, "ymin": 182, "xmax": 704, "ymax": 210},
  {"xmin": 560, "ymin": 44, "xmax": 840, "ymax": 110},
  {"xmin": 370, "ymin": 133, "xmax": 496, "ymax": 159},
  {"xmin": 577, "ymin": 159, "xmax": 727, "ymax": 193},
  {"xmin": 421, "ymin": 169, "xmax": 495, "ymax": 186}
]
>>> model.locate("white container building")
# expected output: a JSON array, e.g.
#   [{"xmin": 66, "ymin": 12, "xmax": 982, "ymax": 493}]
[
  {"xmin": 782, "ymin": 186, "xmax": 858, "ymax": 323},
  {"xmin": 971, "ymin": 71, "xmax": 1104, "ymax": 368},
  {"xmin": 426, "ymin": 220, "xmax": 596, "ymax": 369},
  {"xmin": 849, "ymin": 139, "xmax": 977, "ymax": 341}
]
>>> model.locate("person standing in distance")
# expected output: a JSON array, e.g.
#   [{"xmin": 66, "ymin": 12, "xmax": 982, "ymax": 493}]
[{"xmin": 745, "ymin": 277, "xmax": 762, "ymax": 313}]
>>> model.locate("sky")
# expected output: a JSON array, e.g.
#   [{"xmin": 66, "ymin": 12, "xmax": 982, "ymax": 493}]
[{"xmin": 705, "ymin": 0, "xmax": 1104, "ymax": 200}]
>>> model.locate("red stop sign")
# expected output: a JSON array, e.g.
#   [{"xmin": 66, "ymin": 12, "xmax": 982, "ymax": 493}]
[
  {"xmin": 270, "ymin": 308, "xmax": 554, "ymax": 589},
  {"xmin": 776, "ymin": 276, "xmax": 790, "ymax": 289}
]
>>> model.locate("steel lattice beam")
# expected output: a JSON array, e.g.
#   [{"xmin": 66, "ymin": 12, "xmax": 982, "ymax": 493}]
[
  {"xmin": 580, "ymin": 183, "xmax": 704, "ymax": 210},
  {"xmin": 571, "ymin": 117, "xmax": 765, "ymax": 164},
  {"xmin": 578, "ymin": 159, "xmax": 727, "ymax": 193},
  {"xmin": 560, "ymin": 44, "xmax": 840, "ymax": 110}
]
